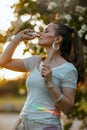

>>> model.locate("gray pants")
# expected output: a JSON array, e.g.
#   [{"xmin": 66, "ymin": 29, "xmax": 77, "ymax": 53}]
[{"xmin": 17, "ymin": 117, "xmax": 62, "ymax": 130}]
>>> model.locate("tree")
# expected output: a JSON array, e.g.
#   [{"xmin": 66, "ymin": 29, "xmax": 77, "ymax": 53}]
[{"xmin": 5, "ymin": 0, "xmax": 87, "ymax": 67}]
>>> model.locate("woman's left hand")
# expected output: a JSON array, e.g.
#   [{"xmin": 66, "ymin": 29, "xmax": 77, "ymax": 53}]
[{"xmin": 41, "ymin": 63, "xmax": 52, "ymax": 83}]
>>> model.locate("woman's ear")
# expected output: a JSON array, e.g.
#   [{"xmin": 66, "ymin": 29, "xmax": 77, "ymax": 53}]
[{"xmin": 55, "ymin": 35, "xmax": 63, "ymax": 44}]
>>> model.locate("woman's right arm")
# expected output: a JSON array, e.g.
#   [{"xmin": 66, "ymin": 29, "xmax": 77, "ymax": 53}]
[{"xmin": 0, "ymin": 29, "xmax": 37, "ymax": 72}]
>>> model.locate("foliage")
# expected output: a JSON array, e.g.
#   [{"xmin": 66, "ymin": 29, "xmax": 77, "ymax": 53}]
[
  {"xmin": 1, "ymin": 0, "xmax": 87, "ymax": 68},
  {"xmin": 0, "ymin": 96, "xmax": 26, "ymax": 112},
  {"xmin": 63, "ymin": 86, "xmax": 87, "ymax": 129},
  {"xmin": 0, "ymin": 74, "xmax": 27, "ymax": 96}
]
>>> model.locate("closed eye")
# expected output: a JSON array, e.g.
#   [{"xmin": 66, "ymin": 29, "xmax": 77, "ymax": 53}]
[
  {"xmin": 44, "ymin": 28, "xmax": 49, "ymax": 33},
  {"xmin": 45, "ymin": 31, "xmax": 48, "ymax": 33}
]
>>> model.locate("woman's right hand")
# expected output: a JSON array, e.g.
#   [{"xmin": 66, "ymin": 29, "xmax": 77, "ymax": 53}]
[
  {"xmin": 13, "ymin": 29, "xmax": 37, "ymax": 43},
  {"xmin": 0, "ymin": 28, "xmax": 37, "ymax": 71}
]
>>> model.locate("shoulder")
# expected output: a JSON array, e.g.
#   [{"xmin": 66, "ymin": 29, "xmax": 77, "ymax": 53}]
[
  {"xmin": 56, "ymin": 62, "xmax": 77, "ymax": 74},
  {"xmin": 60, "ymin": 62, "xmax": 78, "ymax": 88},
  {"xmin": 62, "ymin": 62, "xmax": 78, "ymax": 78},
  {"xmin": 53, "ymin": 62, "xmax": 78, "ymax": 79},
  {"xmin": 64, "ymin": 62, "xmax": 77, "ymax": 73}
]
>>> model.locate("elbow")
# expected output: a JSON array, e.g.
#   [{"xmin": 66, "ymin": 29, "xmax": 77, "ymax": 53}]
[
  {"xmin": 55, "ymin": 102, "xmax": 74, "ymax": 114},
  {"xmin": 0, "ymin": 59, "xmax": 6, "ymax": 67},
  {"xmin": 0, "ymin": 60, "xmax": 3, "ymax": 67},
  {"xmin": 0, "ymin": 58, "xmax": 10, "ymax": 67},
  {"xmin": 63, "ymin": 103, "xmax": 74, "ymax": 114},
  {"xmin": 62, "ymin": 98, "xmax": 75, "ymax": 114}
]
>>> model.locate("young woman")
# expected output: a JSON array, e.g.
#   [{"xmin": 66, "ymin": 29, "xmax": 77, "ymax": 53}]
[{"xmin": 0, "ymin": 22, "xmax": 85, "ymax": 130}]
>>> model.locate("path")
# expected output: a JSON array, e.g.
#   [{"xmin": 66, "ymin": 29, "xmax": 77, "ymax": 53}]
[
  {"xmin": 0, "ymin": 113, "xmax": 18, "ymax": 130},
  {"xmin": 0, "ymin": 113, "xmax": 83, "ymax": 130}
]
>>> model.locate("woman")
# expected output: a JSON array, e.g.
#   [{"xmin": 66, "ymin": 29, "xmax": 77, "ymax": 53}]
[{"xmin": 0, "ymin": 22, "xmax": 85, "ymax": 130}]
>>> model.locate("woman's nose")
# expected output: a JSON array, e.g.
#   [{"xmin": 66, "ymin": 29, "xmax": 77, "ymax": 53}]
[
  {"xmin": 39, "ymin": 31, "xmax": 44, "ymax": 36},
  {"xmin": 38, "ymin": 32, "xmax": 42, "ymax": 37}
]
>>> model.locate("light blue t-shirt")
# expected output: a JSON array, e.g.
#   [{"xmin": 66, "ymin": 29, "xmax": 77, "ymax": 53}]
[{"xmin": 20, "ymin": 55, "xmax": 78, "ymax": 125}]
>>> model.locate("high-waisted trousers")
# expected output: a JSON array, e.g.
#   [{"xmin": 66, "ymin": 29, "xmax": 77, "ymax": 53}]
[{"xmin": 16, "ymin": 117, "xmax": 62, "ymax": 130}]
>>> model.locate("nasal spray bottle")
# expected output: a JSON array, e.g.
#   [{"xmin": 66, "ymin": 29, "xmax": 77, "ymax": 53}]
[{"xmin": 27, "ymin": 32, "xmax": 40, "ymax": 37}]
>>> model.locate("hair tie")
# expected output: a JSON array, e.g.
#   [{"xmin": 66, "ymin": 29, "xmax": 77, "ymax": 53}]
[
  {"xmin": 70, "ymin": 28, "xmax": 75, "ymax": 38},
  {"xmin": 71, "ymin": 32, "xmax": 75, "ymax": 38}
]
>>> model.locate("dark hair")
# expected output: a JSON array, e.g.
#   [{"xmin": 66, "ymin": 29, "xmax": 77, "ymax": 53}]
[{"xmin": 54, "ymin": 23, "xmax": 85, "ymax": 85}]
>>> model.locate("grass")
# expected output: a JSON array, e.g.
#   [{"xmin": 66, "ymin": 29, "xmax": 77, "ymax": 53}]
[{"xmin": 0, "ymin": 96, "xmax": 26, "ymax": 112}]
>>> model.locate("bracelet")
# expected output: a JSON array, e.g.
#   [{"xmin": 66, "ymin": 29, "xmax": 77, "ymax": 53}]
[{"xmin": 56, "ymin": 94, "xmax": 64, "ymax": 103}]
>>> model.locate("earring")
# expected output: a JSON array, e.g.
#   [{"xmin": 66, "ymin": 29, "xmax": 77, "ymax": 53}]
[{"xmin": 52, "ymin": 42, "xmax": 59, "ymax": 51}]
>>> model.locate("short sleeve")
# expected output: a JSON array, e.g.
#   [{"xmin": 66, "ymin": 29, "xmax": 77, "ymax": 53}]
[
  {"xmin": 22, "ymin": 55, "xmax": 40, "ymax": 71},
  {"xmin": 61, "ymin": 69, "xmax": 78, "ymax": 89}
]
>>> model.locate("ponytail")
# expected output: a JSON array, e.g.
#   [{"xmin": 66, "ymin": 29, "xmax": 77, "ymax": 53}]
[
  {"xmin": 69, "ymin": 29, "xmax": 85, "ymax": 84},
  {"xmin": 54, "ymin": 23, "xmax": 85, "ymax": 86}
]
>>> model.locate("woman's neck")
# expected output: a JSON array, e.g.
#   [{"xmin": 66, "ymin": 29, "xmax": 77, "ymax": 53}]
[{"xmin": 45, "ymin": 48, "xmax": 61, "ymax": 64}]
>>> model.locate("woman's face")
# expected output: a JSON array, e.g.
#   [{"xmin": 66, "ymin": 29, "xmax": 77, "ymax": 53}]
[{"xmin": 38, "ymin": 23, "xmax": 57, "ymax": 48}]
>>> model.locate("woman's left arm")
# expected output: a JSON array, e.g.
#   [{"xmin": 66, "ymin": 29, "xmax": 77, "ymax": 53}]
[
  {"xmin": 41, "ymin": 64, "xmax": 77, "ymax": 114},
  {"xmin": 57, "ymin": 87, "xmax": 76, "ymax": 113},
  {"xmin": 46, "ymin": 82, "xmax": 76, "ymax": 114}
]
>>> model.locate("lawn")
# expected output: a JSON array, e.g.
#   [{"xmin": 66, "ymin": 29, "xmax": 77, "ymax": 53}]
[{"xmin": 0, "ymin": 96, "xmax": 26, "ymax": 112}]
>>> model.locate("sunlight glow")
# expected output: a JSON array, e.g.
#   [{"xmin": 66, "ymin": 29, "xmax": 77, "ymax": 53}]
[
  {"xmin": 0, "ymin": 0, "xmax": 18, "ymax": 31},
  {"xmin": 21, "ymin": 15, "xmax": 31, "ymax": 22},
  {"xmin": 0, "ymin": 69, "xmax": 23, "ymax": 80},
  {"xmin": 0, "ymin": 0, "xmax": 32, "ymax": 80},
  {"xmin": 1, "ymin": 41, "xmax": 31, "ymax": 80},
  {"xmin": 3, "ymin": 42, "xmax": 31, "ymax": 58}
]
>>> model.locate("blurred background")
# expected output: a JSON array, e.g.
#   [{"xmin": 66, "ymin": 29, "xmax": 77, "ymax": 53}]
[{"xmin": 0, "ymin": 0, "xmax": 87, "ymax": 130}]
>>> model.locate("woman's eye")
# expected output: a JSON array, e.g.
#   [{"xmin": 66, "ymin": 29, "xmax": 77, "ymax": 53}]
[{"xmin": 44, "ymin": 28, "xmax": 49, "ymax": 33}]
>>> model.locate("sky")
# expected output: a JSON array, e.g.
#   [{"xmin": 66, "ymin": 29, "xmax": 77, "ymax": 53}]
[{"xmin": 0, "ymin": 0, "xmax": 28, "ymax": 80}]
